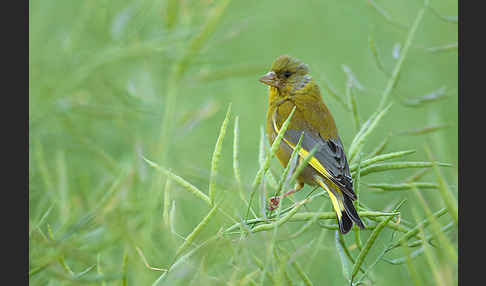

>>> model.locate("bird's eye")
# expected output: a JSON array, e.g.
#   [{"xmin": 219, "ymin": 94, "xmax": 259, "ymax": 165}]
[{"xmin": 283, "ymin": 71, "xmax": 292, "ymax": 78}]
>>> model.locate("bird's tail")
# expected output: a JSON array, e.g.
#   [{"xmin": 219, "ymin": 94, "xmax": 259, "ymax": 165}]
[{"xmin": 315, "ymin": 178, "xmax": 365, "ymax": 234}]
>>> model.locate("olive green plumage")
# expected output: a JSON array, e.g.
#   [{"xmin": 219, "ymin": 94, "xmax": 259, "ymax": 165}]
[{"xmin": 259, "ymin": 55, "xmax": 364, "ymax": 234}]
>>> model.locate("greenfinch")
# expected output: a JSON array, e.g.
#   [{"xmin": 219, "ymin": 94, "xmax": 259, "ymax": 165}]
[{"xmin": 259, "ymin": 55, "xmax": 364, "ymax": 234}]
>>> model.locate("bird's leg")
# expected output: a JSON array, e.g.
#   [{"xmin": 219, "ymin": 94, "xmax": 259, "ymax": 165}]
[{"xmin": 268, "ymin": 182, "xmax": 305, "ymax": 211}]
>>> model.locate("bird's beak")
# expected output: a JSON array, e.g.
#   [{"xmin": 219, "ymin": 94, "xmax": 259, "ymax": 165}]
[{"xmin": 259, "ymin": 71, "xmax": 279, "ymax": 88}]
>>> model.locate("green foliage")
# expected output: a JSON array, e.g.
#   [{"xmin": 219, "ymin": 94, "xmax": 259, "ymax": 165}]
[{"xmin": 30, "ymin": 0, "xmax": 457, "ymax": 285}]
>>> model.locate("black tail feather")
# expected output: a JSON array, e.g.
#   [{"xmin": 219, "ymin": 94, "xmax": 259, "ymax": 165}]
[
  {"xmin": 338, "ymin": 211, "xmax": 353, "ymax": 234},
  {"xmin": 343, "ymin": 195, "xmax": 365, "ymax": 229}
]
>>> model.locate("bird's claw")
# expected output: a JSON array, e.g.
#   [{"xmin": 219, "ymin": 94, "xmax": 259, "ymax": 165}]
[{"xmin": 267, "ymin": 196, "xmax": 281, "ymax": 211}]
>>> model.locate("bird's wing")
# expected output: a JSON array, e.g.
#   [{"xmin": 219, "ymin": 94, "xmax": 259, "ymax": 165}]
[{"xmin": 272, "ymin": 112, "xmax": 356, "ymax": 200}]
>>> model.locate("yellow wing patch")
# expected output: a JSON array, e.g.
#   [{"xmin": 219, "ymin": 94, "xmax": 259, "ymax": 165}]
[
  {"xmin": 315, "ymin": 177, "xmax": 343, "ymax": 219},
  {"xmin": 272, "ymin": 113, "xmax": 335, "ymax": 183}
]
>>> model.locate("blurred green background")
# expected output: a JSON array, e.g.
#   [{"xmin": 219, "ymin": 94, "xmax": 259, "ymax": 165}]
[{"xmin": 29, "ymin": 0, "xmax": 457, "ymax": 285}]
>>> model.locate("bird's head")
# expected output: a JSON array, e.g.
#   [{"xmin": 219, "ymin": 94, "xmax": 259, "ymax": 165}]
[{"xmin": 259, "ymin": 55, "xmax": 313, "ymax": 96}]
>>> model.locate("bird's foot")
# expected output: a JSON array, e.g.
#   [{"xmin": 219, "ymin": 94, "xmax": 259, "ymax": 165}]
[
  {"xmin": 267, "ymin": 196, "xmax": 281, "ymax": 211},
  {"xmin": 267, "ymin": 184, "xmax": 304, "ymax": 211}
]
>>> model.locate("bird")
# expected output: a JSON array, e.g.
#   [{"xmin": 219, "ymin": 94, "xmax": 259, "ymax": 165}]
[{"xmin": 259, "ymin": 55, "xmax": 365, "ymax": 234}]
